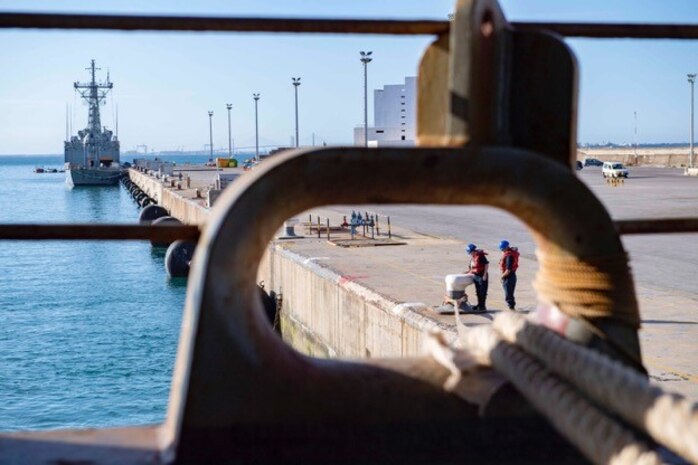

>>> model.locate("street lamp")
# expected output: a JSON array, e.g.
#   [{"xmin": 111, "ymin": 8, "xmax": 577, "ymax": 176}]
[
  {"xmin": 253, "ymin": 93, "xmax": 260, "ymax": 161},
  {"xmin": 207, "ymin": 110, "xmax": 214, "ymax": 163},
  {"xmin": 360, "ymin": 51, "xmax": 373, "ymax": 148},
  {"xmin": 226, "ymin": 103, "xmax": 233, "ymax": 159},
  {"xmin": 292, "ymin": 77, "xmax": 301, "ymax": 147},
  {"xmin": 689, "ymin": 73, "xmax": 696, "ymax": 169}
]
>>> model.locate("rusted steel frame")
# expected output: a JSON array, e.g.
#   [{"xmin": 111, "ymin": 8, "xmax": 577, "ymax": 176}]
[
  {"xmin": 511, "ymin": 22, "xmax": 698, "ymax": 40},
  {"xmin": 2, "ymin": 12, "xmax": 697, "ymax": 40},
  {"xmin": 165, "ymin": 146, "xmax": 637, "ymax": 460},
  {"xmin": 0, "ymin": 12, "xmax": 449, "ymax": 35},
  {"xmin": 615, "ymin": 218, "xmax": 698, "ymax": 235},
  {"xmin": 0, "ymin": 224, "xmax": 200, "ymax": 241}
]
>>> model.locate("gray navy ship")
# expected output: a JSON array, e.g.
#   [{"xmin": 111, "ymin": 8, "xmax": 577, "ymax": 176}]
[{"xmin": 64, "ymin": 60, "xmax": 122, "ymax": 186}]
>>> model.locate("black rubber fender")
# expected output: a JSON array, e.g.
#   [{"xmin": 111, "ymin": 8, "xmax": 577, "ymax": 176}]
[
  {"xmin": 258, "ymin": 287, "xmax": 277, "ymax": 325},
  {"xmin": 139, "ymin": 205, "xmax": 169, "ymax": 224},
  {"xmin": 150, "ymin": 216, "xmax": 182, "ymax": 248},
  {"xmin": 165, "ymin": 240, "xmax": 196, "ymax": 278}
]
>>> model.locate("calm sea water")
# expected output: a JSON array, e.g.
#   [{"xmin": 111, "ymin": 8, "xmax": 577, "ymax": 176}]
[{"xmin": 0, "ymin": 154, "xmax": 229, "ymax": 432}]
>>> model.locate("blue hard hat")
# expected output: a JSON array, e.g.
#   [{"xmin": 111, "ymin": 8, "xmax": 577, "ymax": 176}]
[
  {"xmin": 499, "ymin": 240, "xmax": 510, "ymax": 250},
  {"xmin": 465, "ymin": 243, "xmax": 477, "ymax": 253}
]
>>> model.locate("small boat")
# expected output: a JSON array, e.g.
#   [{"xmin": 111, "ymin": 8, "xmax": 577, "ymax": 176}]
[{"xmin": 34, "ymin": 167, "xmax": 45, "ymax": 173}]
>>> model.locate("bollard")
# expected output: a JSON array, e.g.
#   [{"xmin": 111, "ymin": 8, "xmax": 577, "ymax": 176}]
[
  {"xmin": 177, "ymin": 182, "xmax": 182, "ymax": 190},
  {"xmin": 277, "ymin": 218, "xmax": 301, "ymax": 239},
  {"xmin": 317, "ymin": 216, "xmax": 321, "ymax": 239},
  {"xmin": 326, "ymin": 218, "xmax": 330, "ymax": 241},
  {"xmin": 376, "ymin": 215, "xmax": 380, "ymax": 236},
  {"xmin": 171, "ymin": 179, "xmax": 175, "ymax": 188},
  {"xmin": 388, "ymin": 216, "xmax": 392, "ymax": 239},
  {"xmin": 308, "ymin": 213, "xmax": 312, "ymax": 235},
  {"xmin": 371, "ymin": 215, "xmax": 375, "ymax": 239}
]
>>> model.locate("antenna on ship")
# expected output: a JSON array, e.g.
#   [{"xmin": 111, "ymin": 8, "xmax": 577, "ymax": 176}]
[{"xmin": 74, "ymin": 59, "xmax": 113, "ymax": 167}]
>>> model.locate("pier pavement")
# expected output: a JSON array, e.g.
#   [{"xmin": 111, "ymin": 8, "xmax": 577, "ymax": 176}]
[{"xmin": 128, "ymin": 164, "xmax": 698, "ymax": 402}]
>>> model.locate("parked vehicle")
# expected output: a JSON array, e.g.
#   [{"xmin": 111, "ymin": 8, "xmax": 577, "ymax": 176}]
[
  {"xmin": 584, "ymin": 158, "xmax": 603, "ymax": 167},
  {"xmin": 602, "ymin": 162, "xmax": 629, "ymax": 178}
]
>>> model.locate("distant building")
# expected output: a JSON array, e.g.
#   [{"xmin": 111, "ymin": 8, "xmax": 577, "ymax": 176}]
[{"xmin": 354, "ymin": 76, "xmax": 416, "ymax": 147}]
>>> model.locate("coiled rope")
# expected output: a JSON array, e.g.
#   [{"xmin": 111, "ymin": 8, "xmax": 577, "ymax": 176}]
[
  {"xmin": 429, "ymin": 312, "xmax": 698, "ymax": 464},
  {"xmin": 533, "ymin": 250, "xmax": 640, "ymax": 328}
]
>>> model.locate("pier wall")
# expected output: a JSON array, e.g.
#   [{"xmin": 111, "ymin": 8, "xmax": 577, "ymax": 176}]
[
  {"xmin": 258, "ymin": 245, "xmax": 451, "ymax": 359},
  {"xmin": 577, "ymin": 150, "xmax": 693, "ymax": 167},
  {"xmin": 127, "ymin": 169, "xmax": 208, "ymax": 225}
]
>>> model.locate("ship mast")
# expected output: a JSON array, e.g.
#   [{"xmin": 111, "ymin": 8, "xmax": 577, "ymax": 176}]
[{"xmin": 74, "ymin": 59, "xmax": 113, "ymax": 167}]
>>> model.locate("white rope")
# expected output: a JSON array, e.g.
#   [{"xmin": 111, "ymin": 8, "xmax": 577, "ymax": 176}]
[
  {"xmin": 493, "ymin": 312, "xmax": 698, "ymax": 464},
  {"xmin": 427, "ymin": 313, "xmax": 673, "ymax": 465}
]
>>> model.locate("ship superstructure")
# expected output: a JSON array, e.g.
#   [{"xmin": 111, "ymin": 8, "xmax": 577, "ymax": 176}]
[{"xmin": 64, "ymin": 59, "xmax": 122, "ymax": 186}]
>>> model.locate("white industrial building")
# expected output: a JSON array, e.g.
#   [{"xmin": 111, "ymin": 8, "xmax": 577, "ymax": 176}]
[{"xmin": 354, "ymin": 76, "xmax": 416, "ymax": 147}]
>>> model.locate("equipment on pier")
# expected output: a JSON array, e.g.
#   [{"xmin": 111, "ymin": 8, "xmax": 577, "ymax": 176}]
[{"xmin": 434, "ymin": 273, "xmax": 475, "ymax": 314}]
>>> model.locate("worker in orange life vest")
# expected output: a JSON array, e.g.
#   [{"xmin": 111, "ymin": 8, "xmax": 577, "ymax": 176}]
[
  {"xmin": 465, "ymin": 243, "xmax": 489, "ymax": 311},
  {"xmin": 498, "ymin": 240, "xmax": 520, "ymax": 310}
]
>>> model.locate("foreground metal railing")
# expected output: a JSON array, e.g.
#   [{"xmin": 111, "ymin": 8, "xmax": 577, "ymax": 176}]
[
  {"xmin": 2, "ymin": 218, "xmax": 698, "ymax": 241},
  {"xmin": 1, "ymin": 12, "xmax": 698, "ymax": 39}
]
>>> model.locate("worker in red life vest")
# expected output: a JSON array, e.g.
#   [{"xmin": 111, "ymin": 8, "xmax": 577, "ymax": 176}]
[
  {"xmin": 465, "ymin": 243, "xmax": 489, "ymax": 311},
  {"xmin": 498, "ymin": 240, "xmax": 519, "ymax": 310}
]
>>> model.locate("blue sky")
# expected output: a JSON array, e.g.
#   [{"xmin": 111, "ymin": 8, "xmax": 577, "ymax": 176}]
[{"xmin": 0, "ymin": 0, "xmax": 696, "ymax": 154}]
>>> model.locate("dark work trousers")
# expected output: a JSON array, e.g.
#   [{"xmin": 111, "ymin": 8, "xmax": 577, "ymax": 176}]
[
  {"xmin": 502, "ymin": 273, "xmax": 517, "ymax": 309},
  {"xmin": 472, "ymin": 274, "xmax": 488, "ymax": 308}
]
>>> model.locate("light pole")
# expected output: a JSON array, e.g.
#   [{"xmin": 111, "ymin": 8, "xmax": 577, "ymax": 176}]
[
  {"xmin": 292, "ymin": 77, "xmax": 301, "ymax": 147},
  {"xmin": 689, "ymin": 74, "xmax": 696, "ymax": 169},
  {"xmin": 633, "ymin": 111, "xmax": 638, "ymax": 165},
  {"xmin": 208, "ymin": 110, "xmax": 214, "ymax": 163},
  {"xmin": 253, "ymin": 93, "xmax": 260, "ymax": 161},
  {"xmin": 226, "ymin": 103, "xmax": 233, "ymax": 159},
  {"xmin": 360, "ymin": 51, "xmax": 373, "ymax": 148}
]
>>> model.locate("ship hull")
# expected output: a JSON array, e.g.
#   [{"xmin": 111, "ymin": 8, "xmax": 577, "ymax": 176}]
[{"xmin": 66, "ymin": 168, "xmax": 123, "ymax": 187}]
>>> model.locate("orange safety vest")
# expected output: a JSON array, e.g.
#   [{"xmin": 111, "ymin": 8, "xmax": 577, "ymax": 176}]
[
  {"xmin": 499, "ymin": 247, "xmax": 519, "ymax": 273},
  {"xmin": 469, "ymin": 250, "xmax": 488, "ymax": 275}
]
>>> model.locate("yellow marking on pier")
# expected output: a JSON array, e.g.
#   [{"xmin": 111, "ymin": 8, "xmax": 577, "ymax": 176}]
[{"xmin": 643, "ymin": 356, "xmax": 698, "ymax": 384}]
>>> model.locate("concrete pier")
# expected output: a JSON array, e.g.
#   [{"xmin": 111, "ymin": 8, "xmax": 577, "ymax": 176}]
[{"xmin": 127, "ymin": 164, "xmax": 698, "ymax": 402}]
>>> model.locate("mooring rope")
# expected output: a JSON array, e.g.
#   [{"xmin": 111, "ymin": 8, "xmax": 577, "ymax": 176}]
[
  {"xmin": 430, "ymin": 322, "xmax": 667, "ymax": 465},
  {"xmin": 429, "ymin": 312, "xmax": 698, "ymax": 464},
  {"xmin": 533, "ymin": 250, "xmax": 640, "ymax": 328},
  {"xmin": 493, "ymin": 312, "xmax": 698, "ymax": 464}
]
